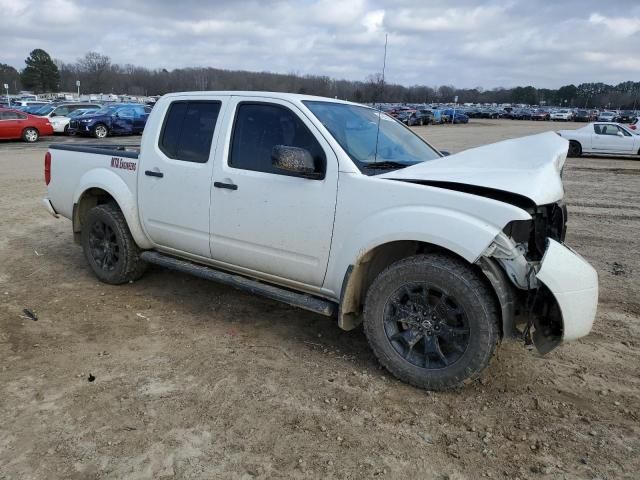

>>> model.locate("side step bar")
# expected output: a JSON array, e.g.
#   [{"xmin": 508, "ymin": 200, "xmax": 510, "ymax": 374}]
[{"xmin": 140, "ymin": 251, "xmax": 338, "ymax": 318}]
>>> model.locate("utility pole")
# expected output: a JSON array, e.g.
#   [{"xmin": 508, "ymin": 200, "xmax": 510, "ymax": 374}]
[
  {"xmin": 452, "ymin": 95, "xmax": 458, "ymax": 124},
  {"xmin": 76, "ymin": 80, "xmax": 80, "ymax": 99},
  {"xmin": 3, "ymin": 83, "xmax": 8, "ymax": 105}
]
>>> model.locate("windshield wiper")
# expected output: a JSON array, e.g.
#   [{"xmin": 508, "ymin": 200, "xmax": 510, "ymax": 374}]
[{"xmin": 362, "ymin": 161, "xmax": 410, "ymax": 170}]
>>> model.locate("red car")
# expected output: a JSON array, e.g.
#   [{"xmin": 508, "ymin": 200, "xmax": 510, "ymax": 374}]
[{"xmin": 0, "ymin": 108, "xmax": 54, "ymax": 142}]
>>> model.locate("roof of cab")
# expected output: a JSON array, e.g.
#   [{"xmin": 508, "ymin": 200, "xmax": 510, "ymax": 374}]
[{"xmin": 160, "ymin": 91, "xmax": 361, "ymax": 107}]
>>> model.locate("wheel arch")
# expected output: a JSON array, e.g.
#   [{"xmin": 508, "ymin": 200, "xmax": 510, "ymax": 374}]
[
  {"xmin": 337, "ymin": 240, "xmax": 507, "ymax": 338},
  {"xmin": 73, "ymin": 170, "xmax": 152, "ymax": 249},
  {"xmin": 568, "ymin": 139, "xmax": 582, "ymax": 155}
]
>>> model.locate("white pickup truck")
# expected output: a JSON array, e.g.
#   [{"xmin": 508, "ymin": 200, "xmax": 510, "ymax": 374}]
[{"xmin": 43, "ymin": 91, "xmax": 598, "ymax": 390}]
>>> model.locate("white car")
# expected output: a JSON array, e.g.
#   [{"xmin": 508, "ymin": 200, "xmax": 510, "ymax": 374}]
[
  {"xmin": 42, "ymin": 91, "xmax": 598, "ymax": 391},
  {"xmin": 597, "ymin": 111, "xmax": 617, "ymax": 122},
  {"xmin": 550, "ymin": 109, "xmax": 574, "ymax": 121},
  {"xmin": 49, "ymin": 108, "xmax": 100, "ymax": 133},
  {"xmin": 557, "ymin": 122, "xmax": 640, "ymax": 156},
  {"xmin": 36, "ymin": 103, "xmax": 102, "ymax": 123}
]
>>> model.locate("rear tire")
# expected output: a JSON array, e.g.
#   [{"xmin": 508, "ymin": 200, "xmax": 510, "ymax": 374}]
[
  {"xmin": 363, "ymin": 254, "xmax": 500, "ymax": 391},
  {"xmin": 22, "ymin": 128, "xmax": 39, "ymax": 143},
  {"xmin": 81, "ymin": 203, "xmax": 147, "ymax": 285},
  {"xmin": 568, "ymin": 141, "xmax": 582, "ymax": 157}
]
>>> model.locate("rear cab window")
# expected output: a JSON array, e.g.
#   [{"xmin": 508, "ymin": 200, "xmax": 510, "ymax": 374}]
[{"xmin": 159, "ymin": 101, "xmax": 222, "ymax": 163}]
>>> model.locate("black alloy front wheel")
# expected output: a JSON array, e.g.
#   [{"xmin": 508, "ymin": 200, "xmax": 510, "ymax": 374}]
[{"xmin": 363, "ymin": 254, "xmax": 500, "ymax": 390}]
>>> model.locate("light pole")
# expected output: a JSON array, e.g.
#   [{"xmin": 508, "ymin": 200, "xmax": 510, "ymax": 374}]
[
  {"xmin": 76, "ymin": 80, "xmax": 80, "ymax": 99},
  {"xmin": 452, "ymin": 95, "xmax": 458, "ymax": 124},
  {"xmin": 3, "ymin": 83, "xmax": 8, "ymax": 105}
]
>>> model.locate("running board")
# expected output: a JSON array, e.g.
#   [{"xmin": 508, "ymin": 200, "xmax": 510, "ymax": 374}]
[{"xmin": 140, "ymin": 251, "xmax": 337, "ymax": 317}]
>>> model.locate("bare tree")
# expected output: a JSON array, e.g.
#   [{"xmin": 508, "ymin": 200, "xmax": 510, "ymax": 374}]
[{"xmin": 78, "ymin": 52, "xmax": 112, "ymax": 93}]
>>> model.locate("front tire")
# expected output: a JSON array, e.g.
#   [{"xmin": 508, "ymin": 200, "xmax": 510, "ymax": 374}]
[
  {"xmin": 363, "ymin": 254, "xmax": 499, "ymax": 390},
  {"xmin": 81, "ymin": 203, "xmax": 147, "ymax": 285},
  {"xmin": 568, "ymin": 141, "xmax": 582, "ymax": 157},
  {"xmin": 22, "ymin": 128, "xmax": 39, "ymax": 143},
  {"xmin": 93, "ymin": 124, "xmax": 108, "ymax": 139}
]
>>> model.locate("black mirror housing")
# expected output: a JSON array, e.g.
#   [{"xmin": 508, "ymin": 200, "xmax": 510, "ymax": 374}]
[{"xmin": 271, "ymin": 145, "xmax": 322, "ymax": 178}]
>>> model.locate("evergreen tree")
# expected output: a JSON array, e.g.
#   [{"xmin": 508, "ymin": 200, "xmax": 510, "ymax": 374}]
[
  {"xmin": 0, "ymin": 63, "xmax": 21, "ymax": 92},
  {"xmin": 20, "ymin": 49, "xmax": 60, "ymax": 93}
]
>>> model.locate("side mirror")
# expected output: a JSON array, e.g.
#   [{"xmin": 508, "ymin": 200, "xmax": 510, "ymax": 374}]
[
  {"xmin": 50, "ymin": 113, "xmax": 57, "ymax": 117},
  {"xmin": 440, "ymin": 150, "xmax": 451, "ymax": 156},
  {"xmin": 616, "ymin": 131, "xmax": 624, "ymax": 137},
  {"xmin": 271, "ymin": 145, "xmax": 321, "ymax": 179}
]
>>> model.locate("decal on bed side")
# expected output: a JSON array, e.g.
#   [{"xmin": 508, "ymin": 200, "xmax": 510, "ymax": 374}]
[{"xmin": 110, "ymin": 157, "xmax": 137, "ymax": 171}]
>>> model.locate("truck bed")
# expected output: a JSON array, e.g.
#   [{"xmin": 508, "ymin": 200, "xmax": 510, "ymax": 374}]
[{"xmin": 47, "ymin": 143, "xmax": 141, "ymax": 223}]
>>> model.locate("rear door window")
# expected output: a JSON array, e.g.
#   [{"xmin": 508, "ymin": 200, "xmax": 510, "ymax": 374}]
[{"xmin": 159, "ymin": 101, "xmax": 221, "ymax": 163}]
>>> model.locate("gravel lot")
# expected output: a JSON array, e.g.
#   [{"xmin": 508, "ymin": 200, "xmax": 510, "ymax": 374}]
[{"xmin": 1, "ymin": 120, "xmax": 638, "ymax": 479}]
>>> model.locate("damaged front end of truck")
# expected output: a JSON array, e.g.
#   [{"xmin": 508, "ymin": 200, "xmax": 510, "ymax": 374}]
[
  {"xmin": 478, "ymin": 201, "xmax": 590, "ymax": 354},
  {"xmin": 380, "ymin": 132, "xmax": 599, "ymax": 354}
]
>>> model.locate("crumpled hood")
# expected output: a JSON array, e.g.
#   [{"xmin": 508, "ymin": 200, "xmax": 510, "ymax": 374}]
[{"xmin": 378, "ymin": 132, "xmax": 569, "ymax": 206}]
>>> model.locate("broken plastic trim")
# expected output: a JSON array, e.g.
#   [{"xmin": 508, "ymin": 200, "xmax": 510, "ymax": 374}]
[{"xmin": 482, "ymin": 232, "xmax": 538, "ymax": 290}]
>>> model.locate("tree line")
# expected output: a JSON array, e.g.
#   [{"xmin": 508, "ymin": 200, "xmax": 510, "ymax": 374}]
[{"xmin": 1, "ymin": 48, "xmax": 639, "ymax": 109}]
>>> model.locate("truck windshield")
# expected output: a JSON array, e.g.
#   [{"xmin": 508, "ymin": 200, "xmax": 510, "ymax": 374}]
[{"xmin": 304, "ymin": 101, "xmax": 441, "ymax": 173}]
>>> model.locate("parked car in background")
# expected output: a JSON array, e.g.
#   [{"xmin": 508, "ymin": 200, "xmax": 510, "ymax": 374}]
[
  {"xmin": 428, "ymin": 109, "xmax": 444, "ymax": 124},
  {"xmin": 12, "ymin": 100, "xmax": 50, "ymax": 109},
  {"xmin": 628, "ymin": 118, "xmax": 639, "ymax": 133},
  {"xmin": 0, "ymin": 108, "xmax": 53, "ymax": 142},
  {"xmin": 597, "ymin": 111, "xmax": 617, "ymax": 122},
  {"xmin": 531, "ymin": 109, "xmax": 550, "ymax": 121},
  {"xmin": 512, "ymin": 109, "xmax": 533, "ymax": 120},
  {"xmin": 557, "ymin": 122, "xmax": 640, "ymax": 156},
  {"xmin": 49, "ymin": 107, "xmax": 101, "ymax": 134},
  {"xmin": 417, "ymin": 109, "xmax": 435, "ymax": 125},
  {"xmin": 397, "ymin": 109, "xmax": 429, "ymax": 126},
  {"xmin": 478, "ymin": 108, "xmax": 500, "ymax": 119},
  {"xmin": 550, "ymin": 109, "xmax": 574, "ymax": 121},
  {"xmin": 67, "ymin": 103, "xmax": 152, "ymax": 138},
  {"xmin": 615, "ymin": 111, "xmax": 637, "ymax": 124},
  {"xmin": 441, "ymin": 109, "xmax": 469, "ymax": 124},
  {"xmin": 35, "ymin": 103, "xmax": 102, "ymax": 120},
  {"xmin": 574, "ymin": 110, "xmax": 595, "ymax": 122},
  {"xmin": 19, "ymin": 104, "xmax": 50, "ymax": 114}
]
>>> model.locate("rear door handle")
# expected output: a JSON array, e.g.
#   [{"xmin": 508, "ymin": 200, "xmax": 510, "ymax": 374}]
[
  {"xmin": 145, "ymin": 170, "xmax": 164, "ymax": 178},
  {"xmin": 214, "ymin": 181, "xmax": 238, "ymax": 190}
]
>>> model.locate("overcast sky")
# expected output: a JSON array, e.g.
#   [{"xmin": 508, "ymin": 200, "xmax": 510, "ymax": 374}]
[{"xmin": 2, "ymin": 0, "xmax": 639, "ymax": 89}]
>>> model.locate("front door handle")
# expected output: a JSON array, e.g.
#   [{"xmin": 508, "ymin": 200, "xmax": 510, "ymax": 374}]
[
  {"xmin": 145, "ymin": 170, "xmax": 164, "ymax": 178},
  {"xmin": 214, "ymin": 181, "xmax": 238, "ymax": 190}
]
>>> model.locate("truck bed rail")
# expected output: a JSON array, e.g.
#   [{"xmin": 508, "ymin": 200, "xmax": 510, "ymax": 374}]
[{"xmin": 49, "ymin": 143, "xmax": 140, "ymax": 159}]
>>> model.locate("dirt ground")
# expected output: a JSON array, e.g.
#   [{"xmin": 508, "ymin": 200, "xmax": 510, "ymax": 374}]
[{"xmin": 1, "ymin": 119, "xmax": 638, "ymax": 479}]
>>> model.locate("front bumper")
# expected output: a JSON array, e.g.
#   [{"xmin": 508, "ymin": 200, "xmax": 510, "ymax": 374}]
[
  {"xmin": 536, "ymin": 239, "xmax": 598, "ymax": 342},
  {"xmin": 51, "ymin": 122, "xmax": 68, "ymax": 133},
  {"xmin": 67, "ymin": 121, "xmax": 93, "ymax": 135}
]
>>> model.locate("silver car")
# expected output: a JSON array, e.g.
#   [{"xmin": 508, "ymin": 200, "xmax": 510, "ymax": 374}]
[{"xmin": 597, "ymin": 111, "xmax": 617, "ymax": 122}]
